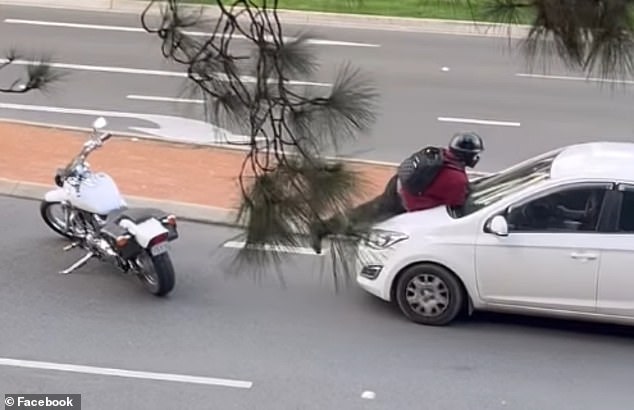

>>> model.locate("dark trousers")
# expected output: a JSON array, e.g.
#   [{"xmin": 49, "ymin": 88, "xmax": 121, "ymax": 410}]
[{"xmin": 320, "ymin": 174, "xmax": 407, "ymax": 236}]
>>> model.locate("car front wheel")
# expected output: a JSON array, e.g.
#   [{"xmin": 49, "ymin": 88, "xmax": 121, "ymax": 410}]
[{"xmin": 395, "ymin": 263, "xmax": 465, "ymax": 326}]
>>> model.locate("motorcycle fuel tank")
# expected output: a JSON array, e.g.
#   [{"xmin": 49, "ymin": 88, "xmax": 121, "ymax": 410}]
[{"xmin": 65, "ymin": 172, "xmax": 126, "ymax": 215}]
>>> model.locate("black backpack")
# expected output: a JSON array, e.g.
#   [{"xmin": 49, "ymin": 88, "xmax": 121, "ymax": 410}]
[{"xmin": 397, "ymin": 146, "xmax": 445, "ymax": 195}]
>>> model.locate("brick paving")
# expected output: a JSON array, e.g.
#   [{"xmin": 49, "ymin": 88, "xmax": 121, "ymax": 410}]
[{"xmin": 0, "ymin": 121, "xmax": 396, "ymax": 209}]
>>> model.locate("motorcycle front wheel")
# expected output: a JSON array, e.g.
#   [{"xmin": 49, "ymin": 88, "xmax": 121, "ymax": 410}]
[
  {"xmin": 40, "ymin": 201, "xmax": 75, "ymax": 239},
  {"xmin": 136, "ymin": 251, "xmax": 175, "ymax": 297}
]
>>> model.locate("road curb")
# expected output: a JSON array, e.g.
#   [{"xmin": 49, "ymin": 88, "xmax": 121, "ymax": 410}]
[
  {"xmin": 0, "ymin": 177, "xmax": 243, "ymax": 227},
  {"xmin": 0, "ymin": 0, "xmax": 531, "ymax": 38}
]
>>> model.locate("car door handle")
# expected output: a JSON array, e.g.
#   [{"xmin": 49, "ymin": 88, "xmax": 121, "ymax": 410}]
[{"xmin": 570, "ymin": 252, "xmax": 598, "ymax": 260}]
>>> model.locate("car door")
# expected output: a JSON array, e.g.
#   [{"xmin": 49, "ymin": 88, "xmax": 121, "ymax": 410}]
[
  {"xmin": 596, "ymin": 183, "xmax": 634, "ymax": 317},
  {"xmin": 474, "ymin": 182, "xmax": 613, "ymax": 312}
]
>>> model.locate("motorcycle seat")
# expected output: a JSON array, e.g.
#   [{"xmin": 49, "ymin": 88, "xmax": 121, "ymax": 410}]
[{"xmin": 104, "ymin": 207, "xmax": 170, "ymax": 226}]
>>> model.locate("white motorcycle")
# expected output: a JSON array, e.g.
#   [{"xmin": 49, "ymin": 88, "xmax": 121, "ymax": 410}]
[{"xmin": 39, "ymin": 117, "xmax": 179, "ymax": 296}]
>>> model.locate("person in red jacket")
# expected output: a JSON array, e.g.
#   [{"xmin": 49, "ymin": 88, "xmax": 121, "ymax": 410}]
[
  {"xmin": 309, "ymin": 131, "xmax": 484, "ymax": 254},
  {"xmin": 398, "ymin": 132, "xmax": 483, "ymax": 212}
]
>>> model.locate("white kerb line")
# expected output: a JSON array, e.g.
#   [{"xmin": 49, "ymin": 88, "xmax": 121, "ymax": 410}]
[
  {"xmin": 0, "ymin": 59, "xmax": 331, "ymax": 87},
  {"xmin": 0, "ymin": 357, "xmax": 253, "ymax": 389},
  {"xmin": 0, "ymin": 102, "xmax": 266, "ymax": 143},
  {"xmin": 3, "ymin": 19, "xmax": 381, "ymax": 47},
  {"xmin": 438, "ymin": 117, "xmax": 521, "ymax": 127}
]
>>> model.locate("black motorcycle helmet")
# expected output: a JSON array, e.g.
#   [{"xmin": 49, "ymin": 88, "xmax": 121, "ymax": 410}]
[{"xmin": 448, "ymin": 131, "xmax": 484, "ymax": 168}]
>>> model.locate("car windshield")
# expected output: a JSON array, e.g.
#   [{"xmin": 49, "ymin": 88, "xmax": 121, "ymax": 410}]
[{"xmin": 450, "ymin": 150, "xmax": 561, "ymax": 218}]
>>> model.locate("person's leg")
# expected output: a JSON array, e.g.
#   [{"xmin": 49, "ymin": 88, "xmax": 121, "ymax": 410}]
[
  {"xmin": 342, "ymin": 174, "xmax": 405, "ymax": 230},
  {"xmin": 309, "ymin": 175, "xmax": 405, "ymax": 253},
  {"xmin": 308, "ymin": 194, "xmax": 383, "ymax": 254}
]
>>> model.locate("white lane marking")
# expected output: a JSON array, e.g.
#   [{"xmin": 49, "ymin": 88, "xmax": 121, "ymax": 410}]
[
  {"xmin": 361, "ymin": 391, "xmax": 376, "ymax": 400},
  {"xmin": 438, "ymin": 116, "xmax": 521, "ymax": 127},
  {"xmin": 3, "ymin": 18, "xmax": 380, "ymax": 48},
  {"xmin": 0, "ymin": 357, "xmax": 253, "ymax": 389},
  {"xmin": 0, "ymin": 102, "xmax": 164, "ymax": 118},
  {"xmin": 127, "ymin": 95, "xmax": 204, "ymax": 104},
  {"xmin": 0, "ymin": 58, "xmax": 331, "ymax": 87},
  {"xmin": 223, "ymin": 240, "xmax": 327, "ymax": 255},
  {"xmin": 0, "ymin": 57, "xmax": 186, "ymax": 77},
  {"xmin": 0, "ymin": 102, "xmax": 266, "ymax": 144},
  {"xmin": 516, "ymin": 73, "xmax": 634, "ymax": 85}
]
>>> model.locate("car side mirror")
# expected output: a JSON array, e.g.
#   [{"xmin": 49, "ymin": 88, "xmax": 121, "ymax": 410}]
[{"xmin": 486, "ymin": 215, "xmax": 509, "ymax": 237}]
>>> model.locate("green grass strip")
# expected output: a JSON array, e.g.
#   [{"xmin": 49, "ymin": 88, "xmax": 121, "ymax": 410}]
[{"xmin": 198, "ymin": 0, "xmax": 536, "ymax": 24}]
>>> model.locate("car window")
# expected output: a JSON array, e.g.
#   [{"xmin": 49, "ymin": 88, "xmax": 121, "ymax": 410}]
[
  {"xmin": 506, "ymin": 186, "xmax": 607, "ymax": 233},
  {"xmin": 617, "ymin": 190, "xmax": 634, "ymax": 232}
]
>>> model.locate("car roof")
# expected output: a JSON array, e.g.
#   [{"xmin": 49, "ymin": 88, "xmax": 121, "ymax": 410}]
[{"xmin": 550, "ymin": 142, "xmax": 634, "ymax": 181}]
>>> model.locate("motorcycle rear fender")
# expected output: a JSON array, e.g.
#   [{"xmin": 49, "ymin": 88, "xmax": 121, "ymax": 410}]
[
  {"xmin": 100, "ymin": 208, "xmax": 179, "ymax": 259},
  {"xmin": 118, "ymin": 218, "xmax": 169, "ymax": 249},
  {"xmin": 44, "ymin": 188, "xmax": 68, "ymax": 203}
]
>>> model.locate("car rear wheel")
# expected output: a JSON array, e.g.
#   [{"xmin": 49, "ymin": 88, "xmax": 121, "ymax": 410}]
[{"xmin": 395, "ymin": 263, "xmax": 465, "ymax": 326}]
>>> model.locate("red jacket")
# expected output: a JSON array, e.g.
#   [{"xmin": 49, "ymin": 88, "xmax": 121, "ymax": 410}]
[{"xmin": 397, "ymin": 149, "xmax": 469, "ymax": 212}]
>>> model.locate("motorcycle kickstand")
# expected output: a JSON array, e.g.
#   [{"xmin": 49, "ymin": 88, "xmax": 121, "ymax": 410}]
[{"xmin": 59, "ymin": 251, "xmax": 95, "ymax": 275}]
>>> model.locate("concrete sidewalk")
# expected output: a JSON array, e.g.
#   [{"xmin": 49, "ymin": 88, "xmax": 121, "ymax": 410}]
[{"xmin": 0, "ymin": 120, "xmax": 395, "ymax": 225}]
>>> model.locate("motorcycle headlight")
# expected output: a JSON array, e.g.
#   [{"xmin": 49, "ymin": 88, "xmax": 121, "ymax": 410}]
[{"xmin": 364, "ymin": 229, "xmax": 409, "ymax": 250}]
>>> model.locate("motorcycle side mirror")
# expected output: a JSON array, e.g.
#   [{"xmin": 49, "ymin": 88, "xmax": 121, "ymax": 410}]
[{"xmin": 92, "ymin": 117, "xmax": 107, "ymax": 130}]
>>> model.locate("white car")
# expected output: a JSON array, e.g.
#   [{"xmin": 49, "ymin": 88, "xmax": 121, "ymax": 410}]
[{"xmin": 356, "ymin": 142, "xmax": 634, "ymax": 326}]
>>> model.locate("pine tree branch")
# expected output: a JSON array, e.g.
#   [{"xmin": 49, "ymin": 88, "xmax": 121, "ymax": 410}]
[
  {"xmin": 142, "ymin": 0, "xmax": 380, "ymax": 288},
  {"xmin": 0, "ymin": 50, "xmax": 64, "ymax": 94}
]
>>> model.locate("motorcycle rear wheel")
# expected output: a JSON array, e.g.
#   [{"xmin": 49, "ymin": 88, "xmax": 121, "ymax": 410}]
[{"xmin": 136, "ymin": 251, "xmax": 175, "ymax": 297}]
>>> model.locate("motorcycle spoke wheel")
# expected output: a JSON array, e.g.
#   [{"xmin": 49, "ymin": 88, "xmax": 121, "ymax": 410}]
[{"xmin": 40, "ymin": 201, "xmax": 76, "ymax": 239}]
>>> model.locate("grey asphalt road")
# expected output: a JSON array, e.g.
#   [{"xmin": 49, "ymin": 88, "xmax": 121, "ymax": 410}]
[
  {"xmin": 1, "ymin": 195, "xmax": 634, "ymax": 409},
  {"xmin": 0, "ymin": 5, "xmax": 633, "ymax": 171}
]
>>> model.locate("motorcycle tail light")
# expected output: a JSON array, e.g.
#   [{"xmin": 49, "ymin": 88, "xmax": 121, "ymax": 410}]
[{"xmin": 149, "ymin": 232, "xmax": 169, "ymax": 247}]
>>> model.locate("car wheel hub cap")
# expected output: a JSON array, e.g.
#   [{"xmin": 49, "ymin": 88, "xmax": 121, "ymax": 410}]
[{"xmin": 405, "ymin": 274, "xmax": 450, "ymax": 317}]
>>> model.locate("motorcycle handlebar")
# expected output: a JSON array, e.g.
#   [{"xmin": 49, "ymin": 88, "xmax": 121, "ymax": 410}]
[
  {"xmin": 56, "ymin": 124, "xmax": 112, "ymax": 185},
  {"xmin": 99, "ymin": 132, "xmax": 112, "ymax": 142},
  {"xmin": 62, "ymin": 133, "xmax": 110, "ymax": 175}
]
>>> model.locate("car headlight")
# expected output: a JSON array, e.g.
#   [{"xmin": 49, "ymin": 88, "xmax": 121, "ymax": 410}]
[{"xmin": 364, "ymin": 229, "xmax": 409, "ymax": 250}]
